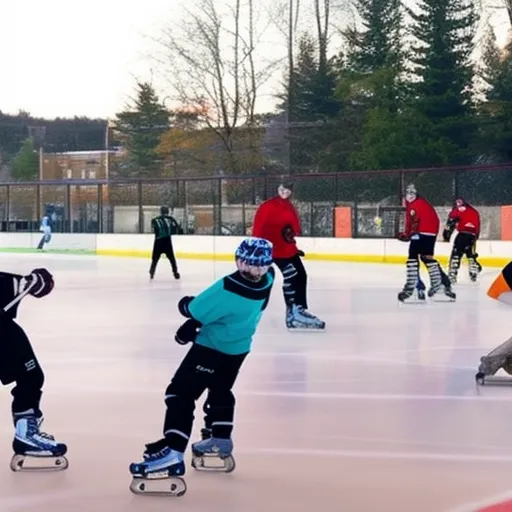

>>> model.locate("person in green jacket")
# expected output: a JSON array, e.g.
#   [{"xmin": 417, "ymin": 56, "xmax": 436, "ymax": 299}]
[{"xmin": 149, "ymin": 206, "xmax": 180, "ymax": 280}]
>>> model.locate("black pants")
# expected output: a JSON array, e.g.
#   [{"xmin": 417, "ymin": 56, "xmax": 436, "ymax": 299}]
[
  {"xmin": 150, "ymin": 237, "xmax": 178, "ymax": 275},
  {"xmin": 163, "ymin": 344, "xmax": 247, "ymax": 453},
  {"xmin": 0, "ymin": 320, "xmax": 45, "ymax": 420},
  {"xmin": 274, "ymin": 254, "xmax": 308, "ymax": 309},
  {"xmin": 453, "ymin": 232, "xmax": 477, "ymax": 258},
  {"xmin": 407, "ymin": 234, "xmax": 451, "ymax": 288}
]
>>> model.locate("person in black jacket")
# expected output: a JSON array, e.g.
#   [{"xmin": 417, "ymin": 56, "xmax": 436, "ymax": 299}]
[
  {"xmin": 149, "ymin": 206, "xmax": 181, "ymax": 280},
  {"xmin": 0, "ymin": 268, "xmax": 68, "ymax": 471}
]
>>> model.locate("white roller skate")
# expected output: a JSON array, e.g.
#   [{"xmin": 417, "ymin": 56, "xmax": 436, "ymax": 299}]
[
  {"xmin": 11, "ymin": 415, "xmax": 68, "ymax": 472},
  {"xmin": 286, "ymin": 304, "xmax": 325, "ymax": 331},
  {"xmin": 191, "ymin": 436, "xmax": 236, "ymax": 473},
  {"xmin": 129, "ymin": 440, "xmax": 187, "ymax": 497}
]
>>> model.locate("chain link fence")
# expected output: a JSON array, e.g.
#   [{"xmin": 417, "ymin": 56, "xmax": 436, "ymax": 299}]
[{"xmin": 1, "ymin": 163, "xmax": 511, "ymax": 239}]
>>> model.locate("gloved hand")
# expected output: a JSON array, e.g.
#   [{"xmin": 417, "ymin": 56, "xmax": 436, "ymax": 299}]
[
  {"xmin": 178, "ymin": 296, "xmax": 195, "ymax": 317},
  {"xmin": 25, "ymin": 268, "xmax": 54, "ymax": 298},
  {"xmin": 175, "ymin": 318, "xmax": 201, "ymax": 345},
  {"xmin": 282, "ymin": 225, "xmax": 296, "ymax": 244},
  {"xmin": 396, "ymin": 232, "xmax": 409, "ymax": 242},
  {"xmin": 297, "ymin": 250, "xmax": 305, "ymax": 257}
]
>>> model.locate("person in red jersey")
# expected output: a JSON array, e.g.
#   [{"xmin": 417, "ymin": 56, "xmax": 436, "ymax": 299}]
[
  {"xmin": 252, "ymin": 180, "xmax": 325, "ymax": 330},
  {"xmin": 442, "ymin": 197, "xmax": 482, "ymax": 283},
  {"xmin": 397, "ymin": 184, "xmax": 455, "ymax": 302}
]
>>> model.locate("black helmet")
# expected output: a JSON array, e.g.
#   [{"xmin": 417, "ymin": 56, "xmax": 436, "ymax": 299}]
[{"xmin": 160, "ymin": 206, "xmax": 169, "ymax": 215}]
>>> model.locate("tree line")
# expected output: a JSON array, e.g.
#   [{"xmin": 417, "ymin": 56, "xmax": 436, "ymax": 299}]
[{"xmin": 1, "ymin": 0, "xmax": 511, "ymax": 183}]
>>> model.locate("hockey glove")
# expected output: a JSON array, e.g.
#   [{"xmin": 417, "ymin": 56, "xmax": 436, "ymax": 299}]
[
  {"xmin": 24, "ymin": 268, "xmax": 54, "ymax": 298},
  {"xmin": 178, "ymin": 296, "xmax": 195, "ymax": 318},
  {"xmin": 175, "ymin": 318, "xmax": 201, "ymax": 345},
  {"xmin": 297, "ymin": 250, "xmax": 305, "ymax": 257},
  {"xmin": 396, "ymin": 232, "xmax": 409, "ymax": 242},
  {"xmin": 442, "ymin": 228, "xmax": 452, "ymax": 243},
  {"xmin": 282, "ymin": 225, "xmax": 296, "ymax": 244}
]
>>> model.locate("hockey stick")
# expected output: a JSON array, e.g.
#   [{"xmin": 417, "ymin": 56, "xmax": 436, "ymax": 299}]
[{"xmin": 0, "ymin": 277, "xmax": 37, "ymax": 316}]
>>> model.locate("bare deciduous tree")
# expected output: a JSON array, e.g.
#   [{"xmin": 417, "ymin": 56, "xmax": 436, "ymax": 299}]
[{"xmin": 155, "ymin": 0, "xmax": 282, "ymax": 171}]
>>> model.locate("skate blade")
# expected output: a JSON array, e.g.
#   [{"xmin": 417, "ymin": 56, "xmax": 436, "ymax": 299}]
[
  {"xmin": 10, "ymin": 454, "xmax": 68, "ymax": 472},
  {"xmin": 129, "ymin": 475, "xmax": 187, "ymax": 497},
  {"xmin": 476, "ymin": 373, "xmax": 512, "ymax": 386},
  {"xmin": 191, "ymin": 454, "xmax": 235, "ymax": 473},
  {"xmin": 287, "ymin": 324, "xmax": 326, "ymax": 332}
]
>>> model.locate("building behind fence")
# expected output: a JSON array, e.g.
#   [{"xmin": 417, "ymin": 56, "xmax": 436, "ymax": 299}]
[{"xmin": 2, "ymin": 162, "xmax": 512, "ymax": 240}]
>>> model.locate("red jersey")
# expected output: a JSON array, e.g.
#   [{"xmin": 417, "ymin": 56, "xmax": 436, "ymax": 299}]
[
  {"xmin": 252, "ymin": 196, "xmax": 301, "ymax": 259},
  {"xmin": 448, "ymin": 203, "xmax": 480, "ymax": 236},
  {"xmin": 404, "ymin": 196, "xmax": 440, "ymax": 237}
]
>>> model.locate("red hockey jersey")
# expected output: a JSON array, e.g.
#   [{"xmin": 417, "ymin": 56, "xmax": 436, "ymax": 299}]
[
  {"xmin": 448, "ymin": 203, "xmax": 480, "ymax": 236},
  {"xmin": 252, "ymin": 197, "xmax": 301, "ymax": 259},
  {"xmin": 404, "ymin": 196, "xmax": 440, "ymax": 237}
]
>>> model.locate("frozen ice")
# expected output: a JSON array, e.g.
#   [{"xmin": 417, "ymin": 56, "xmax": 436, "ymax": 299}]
[{"xmin": 0, "ymin": 253, "xmax": 511, "ymax": 511}]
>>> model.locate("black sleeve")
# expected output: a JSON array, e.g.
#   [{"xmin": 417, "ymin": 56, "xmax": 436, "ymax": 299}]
[
  {"xmin": 0, "ymin": 271, "xmax": 24, "ymax": 318},
  {"xmin": 261, "ymin": 270, "xmax": 275, "ymax": 312}
]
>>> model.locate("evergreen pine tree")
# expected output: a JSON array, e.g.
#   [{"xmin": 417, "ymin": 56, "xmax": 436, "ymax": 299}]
[
  {"xmin": 115, "ymin": 82, "xmax": 170, "ymax": 176},
  {"xmin": 407, "ymin": 0, "xmax": 477, "ymax": 165}
]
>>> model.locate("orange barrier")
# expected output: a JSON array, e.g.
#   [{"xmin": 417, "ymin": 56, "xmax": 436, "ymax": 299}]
[
  {"xmin": 500, "ymin": 205, "xmax": 512, "ymax": 240},
  {"xmin": 333, "ymin": 207, "xmax": 352, "ymax": 237}
]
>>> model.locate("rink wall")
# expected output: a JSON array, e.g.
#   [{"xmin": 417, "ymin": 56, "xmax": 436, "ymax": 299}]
[{"xmin": 0, "ymin": 232, "xmax": 511, "ymax": 267}]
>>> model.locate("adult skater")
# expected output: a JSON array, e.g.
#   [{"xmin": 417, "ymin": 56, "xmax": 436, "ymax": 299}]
[
  {"xmin": 0, "ymin": 267, "xmax": 68, "ymax": 471},
  {"xmin": 397, "ymin": 184, "xmax": 455, "ymax": 302},
  {"xmin": 129, "ymin": 237, "xmax": 274, "ymax": 496},
  {"xmin": 442, "ymin": 197, "xmax": 482, "ymax": 283},
  {"xmin": 149, "ymin": 206, "xmax": 180, "ymax": 280},
  {"xmin": 36, "ymin": 215, "xmax": 51, "ymax": 250},
  {"xmin": 252, "ymin": 180, "xmax": 325, "ymax": 330}
]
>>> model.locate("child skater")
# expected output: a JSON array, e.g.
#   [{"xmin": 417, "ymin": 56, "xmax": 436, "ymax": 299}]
[
  {"xmin": 0, "ymin": 267, "xmax": 68, "ymax": 471},
  {"xmin": 129, "ymin": 237, "xmax": 274, "ymax": 496}
]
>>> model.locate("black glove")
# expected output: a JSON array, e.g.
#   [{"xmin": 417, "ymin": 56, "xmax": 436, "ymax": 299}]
[
  {"xmin": 297, "ymin": 250, "xmax": 305, "ymax": 257},
  {"xmin": 282, "ymin": 225, "xmax": 295, "ymax": 244},
  {"xmin": 178, "ymin": 296, "xmax": 195, "ymax": 317},
  {"xmin": 396, "ymin": 232, "xmax": 409, "ymax": 242},
  {"xmin": 442, "ymin": 228, "xmax": 451, "ymax": 243},
  {"xmin": 25, "ymin": 268, "xmax": 54, "ymax": 298},
  {"xmin": 175, "ymin": 318, "xmax": 201, "ymax": 345}
]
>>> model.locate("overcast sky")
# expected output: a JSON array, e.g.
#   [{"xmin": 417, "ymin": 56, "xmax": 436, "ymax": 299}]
[{"xmin": 0, "ymin": 0, "xmax": 509, "ymax": 120}]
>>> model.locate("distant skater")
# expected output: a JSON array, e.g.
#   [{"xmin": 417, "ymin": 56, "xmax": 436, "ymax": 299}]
[
  {"xmin": 36, "ymin": 216, "xmax": 51, "ymax": 250},
  {"xmin": 149, "ymin": 206, "xmax": 180, "ymax": 280}
]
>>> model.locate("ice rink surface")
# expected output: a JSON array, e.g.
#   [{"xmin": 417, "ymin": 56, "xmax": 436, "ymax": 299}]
[{"xmin": 1, "ymin": 252, "xmax": 512, "ymax": 511}]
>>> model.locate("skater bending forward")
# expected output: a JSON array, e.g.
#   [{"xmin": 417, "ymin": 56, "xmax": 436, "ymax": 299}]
[
  {"xmin": 130, "ymin": 237, "xmax": 274, "ymax": 496},
  {"xmin": 476, "ymin": 261, "xmax": 512, "ymax": 384},
  {"xmin": 0, "ymin": 268, "xmax": 68, "ymax": 471},
  {"xmin": 397, "ymin": 184, "xmax": 455, "ymax": 302}
]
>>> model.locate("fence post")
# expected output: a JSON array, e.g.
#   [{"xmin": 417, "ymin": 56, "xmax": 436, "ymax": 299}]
[
  {"xmin": 65, "ymin": 184, "xmax": 71, "ymax": 232},
  {"xmin": 98, "ymin": 184, "xmax": 103, "ymax": 233},
  {"xmin": 6, "ymin": 185, "xmax": 10, "ymax": 232},
  {"xmin": 36, "ymin": 184, "xmax": 41, "ymax": 230},
  {"xmin": 137, "ymin": 180, "xmax": 143, "ymax": 234}
]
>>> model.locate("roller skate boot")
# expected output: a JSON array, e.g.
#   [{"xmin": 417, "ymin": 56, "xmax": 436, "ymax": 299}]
[
  {"xmin": 286, "ymin": 305, "xmax": 325, "ymax": 331},
  {"xmin": 191, "ymin": 437, "xmax": 236, "ymax": 473},
  {"xmin": 11, "ymin": 415, "xmax": 68, "ymax": 472},
  {"xmin": 129, "ymin": 439, "xmax": 186, "ymax": 496}
]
